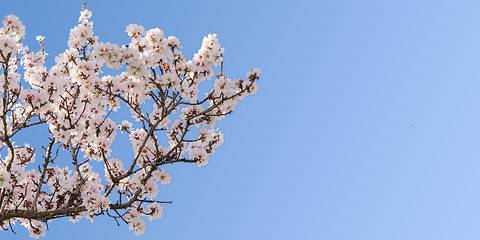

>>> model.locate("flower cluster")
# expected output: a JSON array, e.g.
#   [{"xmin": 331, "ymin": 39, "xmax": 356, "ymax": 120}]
[{"xmin": 0, "ymin": 7, "xmax": 259, "ymax": 238}]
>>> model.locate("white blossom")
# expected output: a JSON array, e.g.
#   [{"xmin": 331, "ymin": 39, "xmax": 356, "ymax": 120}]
[{"xmin": 0, "ymin": 6, "xmax": 259, "ymax": 238}]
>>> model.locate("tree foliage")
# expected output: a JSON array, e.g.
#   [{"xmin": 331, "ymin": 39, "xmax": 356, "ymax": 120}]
[{"xmin": 0, "ymin": 6, "xmax": 259, "ymax": 238}]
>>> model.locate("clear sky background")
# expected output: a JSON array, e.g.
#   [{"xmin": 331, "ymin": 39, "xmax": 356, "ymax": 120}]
[{"xmin": 2, "ymin": 0, "xmax": 480, "ymax": 239}]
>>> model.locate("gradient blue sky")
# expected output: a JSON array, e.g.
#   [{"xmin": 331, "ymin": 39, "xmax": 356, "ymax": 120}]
[{"xmin": 2, "ymin": 0, "xmax": 480, "ymax": 239}]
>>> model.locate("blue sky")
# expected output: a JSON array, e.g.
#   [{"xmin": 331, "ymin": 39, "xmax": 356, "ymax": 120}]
[{"xmin": 2, "ymin": 0, "xmax": 480, "ymax": 239}]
